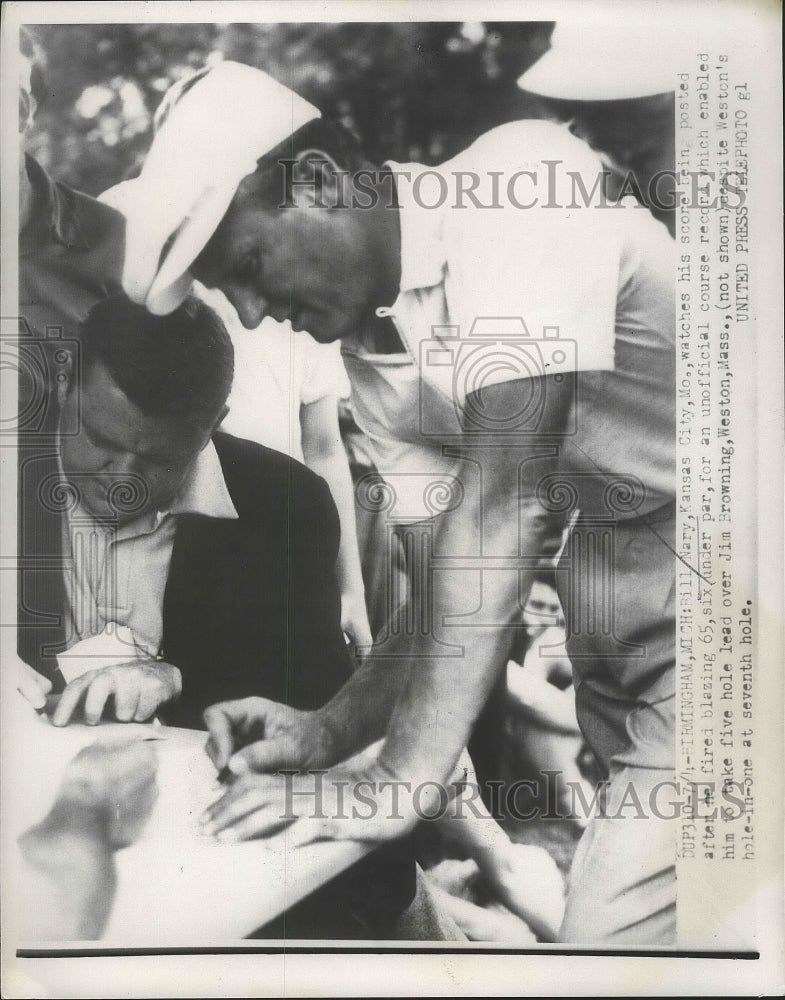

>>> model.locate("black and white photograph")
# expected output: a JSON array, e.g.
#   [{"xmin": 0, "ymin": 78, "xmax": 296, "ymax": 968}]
[{"xmin": 1, "ymin": 1, "xmax": 782, "ymax": 996}]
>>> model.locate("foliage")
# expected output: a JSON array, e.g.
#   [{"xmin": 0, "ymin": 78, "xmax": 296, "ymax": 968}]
[{"xmin": 27, "ymin": 21, "xmax": 553, "ymax": 195}]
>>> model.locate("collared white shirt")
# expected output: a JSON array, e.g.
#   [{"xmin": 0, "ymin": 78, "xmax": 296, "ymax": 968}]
[
  {"xmin": 341, "ymin": 119, "xmax": 675, "ymax": 518},
  {"xmin": 58, "ymin": 441, "xmax": 237, "ymax": 680}
]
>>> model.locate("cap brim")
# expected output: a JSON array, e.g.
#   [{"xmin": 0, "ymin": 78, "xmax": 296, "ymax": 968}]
[
  {"xmin": 518, "ymin": 50, "xmax": 676, "ymax": 100},
  {"xmin": 144, "ymin": 182, "xmax": 238, "ymax": 314}
]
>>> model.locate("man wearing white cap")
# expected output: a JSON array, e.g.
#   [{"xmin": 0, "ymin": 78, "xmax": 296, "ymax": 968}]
[
  {"xmin": 117, "ymin": 59, "xmax": 677, "ymax": 945},
  {"xmin": 517, "ymin": 20, "xmax": 681, "ymax": 235}
]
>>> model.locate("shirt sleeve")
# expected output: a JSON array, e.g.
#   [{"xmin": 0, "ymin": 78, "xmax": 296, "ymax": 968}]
[
  {"xmin": 298, "ymin": 337, "xmax": 351, "ymax": 405},
  {"xmin": 443, "ymin": 120, "xmax": 626, "ymax": 379}
]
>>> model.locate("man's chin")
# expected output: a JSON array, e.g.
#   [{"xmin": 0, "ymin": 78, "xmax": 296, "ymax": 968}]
[
  {"xmin": 81, "ymin": 489, "xmax": 152, "ymax": 524},
  {"xmin": 299, "ymin": 311, "xmax": 353, "ymax": 344}
]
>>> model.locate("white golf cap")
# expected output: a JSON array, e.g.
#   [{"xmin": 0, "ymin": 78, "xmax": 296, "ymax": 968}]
[
  {"xmin": 518, "ymin": 21, "xmax": 683, "ymax": 100},
  {"xmin": 101, "ymin": 61, "xmax": 320, "ymax": 315}
]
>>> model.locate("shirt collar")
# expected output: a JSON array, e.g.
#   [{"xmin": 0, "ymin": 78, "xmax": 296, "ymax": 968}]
[
  {"xmin": 386, "ymin": 160, "xmax": 449, "ymax": 292},
  {"xmin": 21, "ymin": 153, "xmax": 90, "ymax": 254},
  {"xmin": 164, "ymin": 439, "xmax": 238, "ymax": 520}
]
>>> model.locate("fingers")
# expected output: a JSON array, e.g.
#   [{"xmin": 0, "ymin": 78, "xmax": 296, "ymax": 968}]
[
  {"xmin": 114, "ymin": 679, "xmax": 141, "ymax": 722},
  {"xmin": 135, "ymin": 680, "xmax": 164, "ymax": 722},
  {"xmin": 83, "ymin": 671, "xmax": 115, "ymax": 725},
  {"xmin": 51, "ymin": 664, "xmax": 177, "ymax": 727},
  {"xmin": 201, "ymin": 775, "xmax": 291, "ymax": 841},
  {"xmin": 229, "ymin": 737, "xmax": 298, "ymax": 776},
  {"xmin": 203, "ymin": 697, "xmax": 276, "ymax": 772},
  {"xmin": 198, "ymin": 768, "xmax": 411, "ymax": 848},
  {"xmin": 16, "ymin": 662, "xmax": 52, "ymax": 710},
  {"xmin": 52, "ymin": 672, "xmax": 95, "ymax": 727},
  {"xmin": 204, "ymin": 697, "xmax": 270, "ymax": 728},
  {"xmin": 220, "ymin": 808, "xmax": 293, "ymax": 843},
  {"xmin": 203, "ymin": 704, "xmax": 236, "ymax": 770}
]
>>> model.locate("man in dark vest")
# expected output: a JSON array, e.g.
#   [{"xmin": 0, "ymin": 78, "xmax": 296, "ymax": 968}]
[{"xmin": 17, "ymin": 292, "xmax": 413, "ymax": 937}]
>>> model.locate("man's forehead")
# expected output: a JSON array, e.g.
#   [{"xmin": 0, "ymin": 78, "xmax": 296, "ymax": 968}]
[{"xmin": 192, "ymin": 191, "xmax": 255, "ymax": 281}]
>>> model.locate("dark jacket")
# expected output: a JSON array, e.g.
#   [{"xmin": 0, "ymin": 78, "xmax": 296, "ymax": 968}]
[
  {"xmin": 17, "ymin": 430, "xmax": 415, "ymax": 937},
  {"xmin": 18, "ymin": 431, "xmax": 353, "ymax": 727},
  {"xmin": 162, "ymin": 431, "xmax": 354, "ymax": 726}
]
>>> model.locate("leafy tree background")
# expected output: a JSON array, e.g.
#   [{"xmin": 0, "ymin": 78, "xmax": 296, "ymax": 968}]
[
  {"xmin": 26, "ymin": 22, "xmax": 550, "ymax": 192},
  {"xmin": 25, "ymin": 21, "xmax": 674, "ymax": 231}
]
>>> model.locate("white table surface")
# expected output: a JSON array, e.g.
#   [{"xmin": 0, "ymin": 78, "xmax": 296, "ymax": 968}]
[{"xmin": 4, "ymin": 711, "xmax": 372, "ymax": 946}]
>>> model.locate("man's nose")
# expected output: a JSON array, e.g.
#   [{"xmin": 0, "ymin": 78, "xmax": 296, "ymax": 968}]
[{"xmin": 226, "ymin": 288, "xmax": 269, "ymax": 330}]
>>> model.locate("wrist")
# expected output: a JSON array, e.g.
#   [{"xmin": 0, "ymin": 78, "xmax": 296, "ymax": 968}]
[
  {"xmin": 153, "ymin": 660, "xmax": 182, "ymax": 700},
  {"xmin": 310, "ymin": 706, "xmax": 344, "ymax": 767}
]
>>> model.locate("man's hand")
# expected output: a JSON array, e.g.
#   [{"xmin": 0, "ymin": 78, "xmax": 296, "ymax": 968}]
[
  {"xmin": 203, "ymin": 697, "xmax": 337, "ymax": 776},
  {"xmin": 52, "ymin": 660, "xmax": 181, "ymax": 727},
  {"xmin": 10, "ymin": 655, "xmax": 53, "ymax": 711},
  {"xmin": 200, "ymin": 757, "xmax": 426, "ymax": 847}
]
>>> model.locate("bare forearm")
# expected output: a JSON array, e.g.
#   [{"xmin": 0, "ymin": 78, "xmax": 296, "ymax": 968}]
[
  {"xmin": 308, "ymin": 451, "xmax": 365, "ymax": 595},
  {"xmin": 319, "ymin": 498, "xmax": 550, "ymax": 779},
  {"xmin": 379, "ymin": 631, "xmax": 512, "ymax": 787},
  {"xmin": 376, "ymin": 450, "xmax": 557, "ymax": 785},
  {"xmin": 316, "ymin": 377, "xmax": 567, "ymax": 778},
  {"xmin": 315, "ymin": 653, "xmax": 410, "ymax": 761},
  {"xmin": 301, "ymin": 397, "xmax": 368, "ymax": 617}
]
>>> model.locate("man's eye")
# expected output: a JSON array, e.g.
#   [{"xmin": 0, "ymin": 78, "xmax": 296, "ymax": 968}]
[{"xmin": 85, "ymin": 426, "xmax": 109, "ymax": 449}]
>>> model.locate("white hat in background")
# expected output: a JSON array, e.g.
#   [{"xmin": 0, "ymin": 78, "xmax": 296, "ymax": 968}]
[
  {"xmin": 518, "ymin": 21, "xmax": 684, "ymax": 100},
  {"xmin": 101, "ymin": 60, "xmax": 320, "ymax": 315}
]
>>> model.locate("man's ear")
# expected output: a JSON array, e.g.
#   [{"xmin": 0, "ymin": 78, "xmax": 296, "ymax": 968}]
[
  {"xmin": 55, "ymin": 351, "xmax": 75, "ymax": 408},
  {"xmin": 201, "ymin": 403, "xmax": 229, "ymax": 447},
  {"xmin": 290, "ymin": 148, "xmax": 345, "ymax": 209}
]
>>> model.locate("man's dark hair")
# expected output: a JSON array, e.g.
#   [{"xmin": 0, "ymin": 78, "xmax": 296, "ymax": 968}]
[
  {"xmin": 251, "ymin": 117, "xmax": 376, "ymax": 207},
  {"xmin": 78, "ymin": 294, "xmax": 234, "ymax": 428}
]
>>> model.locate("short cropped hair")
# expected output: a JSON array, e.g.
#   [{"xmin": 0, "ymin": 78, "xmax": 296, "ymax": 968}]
[{"xmin": 77, "ymin": 294, "xmax": 234, "ymax": 429}]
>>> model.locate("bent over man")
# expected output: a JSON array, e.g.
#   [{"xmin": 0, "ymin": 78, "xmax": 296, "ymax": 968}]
[{"xmin": 110, "ymin": 62, "xmax": 677, "ymax": 945}]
